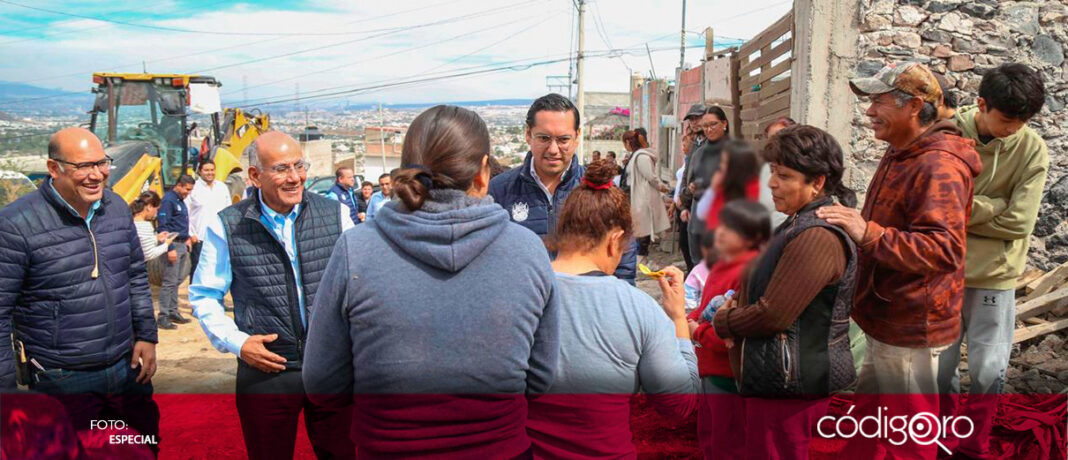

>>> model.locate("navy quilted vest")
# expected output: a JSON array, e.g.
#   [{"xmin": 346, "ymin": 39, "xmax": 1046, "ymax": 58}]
[{"xmin": 218, "ymin": 192, "xmax": 340, "ymax": 368}]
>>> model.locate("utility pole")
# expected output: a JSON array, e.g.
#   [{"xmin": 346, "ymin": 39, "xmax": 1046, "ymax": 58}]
[
  {"xmin": 575, "ymin": 0, "xmax": 586, "ymax": 162},
  {"xmin": 378, "ymin": 102, "xmax": 387, "ymax": 177},
  {"xmin": 680, "ymin": 0, "xmax": 687, "ymax": 72}
]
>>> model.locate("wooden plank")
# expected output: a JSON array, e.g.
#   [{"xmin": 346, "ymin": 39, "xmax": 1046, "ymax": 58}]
[
  {"xmin": 1014, "ymin": 316, "xmax": 1068, "ymax": 343},
  {"xmin": 1016, "ymin": 269, "xmax": 1045, "ymax": 292},
  {"xmin": 760, "ymin": 77, "xmax": 792, "ymax": 98},
  {"xmin": 738, "ymin": 11, "xmax": 793, "ymax": 56},
  {"xmin": 1016, "ymin": 287, "xmax": 1068, "ymax": 320},
  {"xmin": 741, "ymin": 91, "xmax": 761, "ymax": 107},
  {"xmin": 1024, "ymin": 317, "xmax": 1049, "ymax": 325},
  {"xmin": 757, "ymin": 92, "xmax": 791, "ymax": 118},
  {"xmin": 756, "ymin": 107, "xmax": 791, "ymax": 130},
  {"xmin": 1024, "ymin": 261, "xmax": 1068, "ymax": 298},
  {"xmin": 741, "ymin": 38, "xmax": 794, "ymax": 75},
  {"xmin": 740, "ymin": 58, "xmax": 793, "ymax": 90},
  {"xmin": 740, "ymin": 107, "xmax": 759, "ymax": 121}
]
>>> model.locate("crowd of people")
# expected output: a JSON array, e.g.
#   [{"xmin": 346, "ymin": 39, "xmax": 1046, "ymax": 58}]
[{"xmin": 0, "ymin": 60, "xmax": 1051, "ymax": 460}]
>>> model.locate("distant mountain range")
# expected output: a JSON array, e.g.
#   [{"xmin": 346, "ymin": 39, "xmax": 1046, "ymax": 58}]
[{"xmin": 0, "ymin": 81, "xmax": 534, "ymax": 116}]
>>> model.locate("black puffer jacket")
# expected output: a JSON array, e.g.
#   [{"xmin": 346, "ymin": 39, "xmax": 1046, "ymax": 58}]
[
  {"xmin": 219, "ymin": 192, "xmax": 341, "ymax": 369},
  {"xmin": 0, "ymin": 180, "xmax": 156, "ymax": 388}
]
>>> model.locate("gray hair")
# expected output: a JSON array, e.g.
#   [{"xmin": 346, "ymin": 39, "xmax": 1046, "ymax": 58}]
[{"xmin": 888, "ymin": 89, "xmax": 938, "ymax": 126}]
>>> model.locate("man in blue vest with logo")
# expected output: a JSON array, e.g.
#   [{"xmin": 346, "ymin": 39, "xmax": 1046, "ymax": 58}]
[
  {"xmin": 0, "ymin": 127, "xmax": 160, "ymax": 450},
  {"xmin": 327, "ymin": 166, "xmax": 360, "ymax": 226},
  {"xmin": 489, "ymin": 93, "xmax": 637, "ymax": 283},
  {"xmin": 190, "ymin": 131, "xmax": 355, "ymax": 459}
]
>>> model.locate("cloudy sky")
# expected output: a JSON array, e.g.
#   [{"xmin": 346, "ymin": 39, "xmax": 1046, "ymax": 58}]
[{"xmin": 0, "ymin": 0, "xmax": 792, "ymax": 106}]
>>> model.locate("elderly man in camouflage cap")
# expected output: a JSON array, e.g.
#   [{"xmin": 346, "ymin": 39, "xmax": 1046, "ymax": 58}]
[{"xmin": 821, "ymin": 61, "xmax": 982, "ymax": 459}]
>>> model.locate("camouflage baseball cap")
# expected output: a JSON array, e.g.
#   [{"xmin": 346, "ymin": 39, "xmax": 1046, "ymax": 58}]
[{"xmin": 849, "ymin": 61, "xmax": 943, "ymax": 105}]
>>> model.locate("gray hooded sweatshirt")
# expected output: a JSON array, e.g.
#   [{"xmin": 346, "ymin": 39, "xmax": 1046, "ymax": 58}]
[{"xmin": 303, "ymin": 189, "xmax": 558, "ymax": 458}]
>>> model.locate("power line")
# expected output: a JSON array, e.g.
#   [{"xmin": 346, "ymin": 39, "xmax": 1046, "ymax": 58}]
[
  {"xmin": 0, "ymin": 1, "xmax": 530, "ymax": 107},
  {"xmin": 240, "ymin": 45, "xmax": 680, "ymax": 108},
  {"xmin": 2, "ymin": 0, "xmax": 466, "ymax": 86},
  {"xmin": 0, "ymin": 0, "xmax": 535, "ymax": 37},
  {"xmin": 224, "ymin": 9, "xmax": 561, "ymax": 97},
  {"xmin": 191, "ymin": 0, "xmax": 537, "ymax": 73}
]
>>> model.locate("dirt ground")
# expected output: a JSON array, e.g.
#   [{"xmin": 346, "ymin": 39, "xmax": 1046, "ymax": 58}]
[{"xmin": 151, "ymin": 284, "xmax": 236, "ymax": 394}]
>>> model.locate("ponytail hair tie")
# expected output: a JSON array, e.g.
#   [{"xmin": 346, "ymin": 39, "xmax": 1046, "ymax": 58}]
[
  {"xmin": 404, "ymin": 164, "xmax": 435, "ymax": 190},
  {"xmin": 582, "ymin": 178, "xmax": 613, "ymax": 190}
]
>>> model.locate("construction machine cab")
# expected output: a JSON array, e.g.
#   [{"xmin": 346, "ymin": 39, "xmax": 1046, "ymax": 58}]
[{"xmin": 88, "ymin": 73, "xmax": 265, "ymax": 203}]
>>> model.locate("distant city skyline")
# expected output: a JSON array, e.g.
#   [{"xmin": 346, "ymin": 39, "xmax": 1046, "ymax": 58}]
[{"xmin": 0, "ymin": 0, "xmax": 792, "ymax": 105}]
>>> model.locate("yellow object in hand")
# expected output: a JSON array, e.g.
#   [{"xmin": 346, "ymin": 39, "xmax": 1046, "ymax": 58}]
[{"xmin": 638, "ymin": 263, "xmax": 665, "ymax": 279}]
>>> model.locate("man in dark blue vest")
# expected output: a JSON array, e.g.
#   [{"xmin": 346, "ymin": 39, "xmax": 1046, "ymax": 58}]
[
  {"xmin": 326, "ymin": 166, "xmax": 360, "ymax": 226},
  {"xmin": 190, "ymin": 131, "xmax": 355, "ymax": 459},
  {"xmin": 489, "ymin": 93, "xmax": 637, "ymax": 283},
  {"xmin": 0, "ymin": 127, "xmax": 160, "ymax": 449}
]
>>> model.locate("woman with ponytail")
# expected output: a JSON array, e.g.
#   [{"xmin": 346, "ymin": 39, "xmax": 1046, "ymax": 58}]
[
  {"xmin": 303, "ymin": 105, "xmax": 559, "ymax": 458},
  {"xmin": 526, "ymin": 159, "xmax": 698, "ymax": 459},
  {"xmin": 710, "ymin": 125, "xmax": 858, "ymax": 459}
]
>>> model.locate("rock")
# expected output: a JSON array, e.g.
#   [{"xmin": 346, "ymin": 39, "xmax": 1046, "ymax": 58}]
[
  {"xmin": 927, "ymin": 1, "xmax": 958, "ymax": 14},
  {"xmin": 894, "ymin": 31, "xmax": 923, "ymax": 49},
  {"xmin": 938, "ymin": 12, "xmax": 973, "ymax": 35},
  {"xmin": 870, "ymin": 31, "xmax": 895, "ymax": 46},
  {"xmin": 986, "ymin": 45, "xmax": 1009, "ymax": 55},
  {"xmin": 1042, "ymin": 11, "xmax": 1067, "ymax": 24},
  {"xmin": 870, "ymin": 0, "xmax": 894, "ymax": 16},
  {"xmin": 1003, "ymin": 384, "xmax": 1016, "ymax": 393},
  {"xmin": 1039, "ymin": 334, "xmax": 1065, "ymax": 352},
  {"xmin": 1004, "ymin": 4, "xmax": 1040, "ymax": 36},
  {"xmin": 864, "ymin": 13, "xmax": 892, "ymax": 32},
  {"xmin": 1033, "ymin": 35, "xmax": 1066, "ymax": 67},
  {"xmin": 932, "ymin": 62, "xmax": 947, "ymax": 74},
  {"xmin": 960, "ymin": 3, "xmax": 997, "ymax": 19},
  {"xmin": 895, "ymin": 6, "xmax": 928, "ymax": 26},
  {"xmin": 1023, "ymin": 368, "xmax": 1043, "ymax": 382},
  {"xmin": 933, "ymin": 44, "xmax": 954, "ymax": 58},
  {"xmin": 948, "ymin": 55, "xmax": 975, "ymax": 71},
  {"xmin": 1035, "ymin": 213, "xmax": 1061, "ymax": 238},
  {"xmin": 921, "ymin": 29, "xmax": 953, "ymax": 43},
  {"xmin": 857, "ymin": 59, "xmax": 886, "ymax": 77},
  {"xmin": 952, "ymin": 38, "xmax": 986, "ymax": 54},
  {"xmin": 1058, "ymin": 370, "xmax": 1068, "ymax": 384},
  {"xmin": 877, "ymin": 46, "xmax": 915, "ymax": 57},
  {"xmin": 1048, "ymin": 96, "xmax": 1066, "ymax": 113},
  {"xmin": 1047, "ymin": 175, "xmax": 1068, "ymax": 208}
]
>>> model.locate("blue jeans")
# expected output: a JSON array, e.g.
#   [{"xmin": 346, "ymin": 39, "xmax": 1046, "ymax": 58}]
[
  {"xmin": 160, "ymin": 242, "xmax": 188, "ymax": 318},
  {"xmin": 30, "ymin": 356, "xmax": 160, "ymax": 451}
]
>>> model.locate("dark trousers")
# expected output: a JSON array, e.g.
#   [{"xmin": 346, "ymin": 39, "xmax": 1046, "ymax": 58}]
[
  {"xmin": 676, "ymin": 210, "xmax": 694, "ymax": 273},
  {"xmin": 188, "ymin": 241, "xmax": 203, "ymax": 284},
  {"xmin": 637, "ymin": 236, "xmax": 652, "ymax": 257},
  {"xmin": 235, "ymin": 363, "xmax": 356, "ymax": 460},
  {"xmin": 30, "ymin": 356, "xmax": 161, "ymax": 454}
]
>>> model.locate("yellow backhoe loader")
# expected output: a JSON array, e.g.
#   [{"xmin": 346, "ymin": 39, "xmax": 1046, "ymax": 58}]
[{"xmin": 88, "ymin": 73, "xmax": 269, "ymax": 204}]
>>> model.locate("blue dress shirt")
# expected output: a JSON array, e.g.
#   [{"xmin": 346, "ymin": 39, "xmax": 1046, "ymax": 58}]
[{"xmin": 189, "ymin": 192, "xmax": 353, "ymax": 356}]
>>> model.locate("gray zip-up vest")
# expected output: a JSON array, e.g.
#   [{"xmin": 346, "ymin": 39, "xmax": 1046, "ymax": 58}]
[{"xmin": 219, "ymin": 192, "xmax": 341, "ymax": 368}]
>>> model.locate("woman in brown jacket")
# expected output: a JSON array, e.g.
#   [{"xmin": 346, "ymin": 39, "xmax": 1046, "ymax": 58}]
[{"xmin": 712, "ymin": 125, "xmax": 858, "ymax": 460}]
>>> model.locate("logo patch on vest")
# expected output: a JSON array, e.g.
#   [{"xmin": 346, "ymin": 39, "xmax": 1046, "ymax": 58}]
[{"xmin": 511, "ymin": 202, "xmax": 529, "ymax": 222}]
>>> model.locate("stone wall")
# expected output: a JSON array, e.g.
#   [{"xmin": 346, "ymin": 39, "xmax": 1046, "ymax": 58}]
[{"xmin": 850, "ymin": 0, "xmax": 1068, "ymax": 270}]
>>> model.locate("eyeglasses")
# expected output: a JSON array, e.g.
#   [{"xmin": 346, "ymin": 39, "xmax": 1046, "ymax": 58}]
[
  {"xmin": 54, "ymin": 156, "xmax": 113, "ymax": 177},
  {"xmin": 267, "ymin": 160, "xmax": 311, "ymax": 176},
  {"xmin": 698, "ymin": 120, "xmax": 723, "ymax": 130},
  {"xmin": 532, "ymin": 133, "xmax": 574, "ymax": 148}
]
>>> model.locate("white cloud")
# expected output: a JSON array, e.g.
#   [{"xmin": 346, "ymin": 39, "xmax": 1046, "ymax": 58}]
[{"xmin": 0, "ymin": 0, "xmax": 793, "ymax": 105}]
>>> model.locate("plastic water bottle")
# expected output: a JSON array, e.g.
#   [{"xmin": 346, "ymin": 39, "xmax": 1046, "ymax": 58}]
[{"xmin": 700, "ymin": 289, "xmax": 735, "ymax": 323}]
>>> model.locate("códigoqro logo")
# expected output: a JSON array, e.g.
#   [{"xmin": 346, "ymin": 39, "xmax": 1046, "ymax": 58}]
[{"xmin": 817, "ymin": 406, "xmax": 974, "ymax": 455}]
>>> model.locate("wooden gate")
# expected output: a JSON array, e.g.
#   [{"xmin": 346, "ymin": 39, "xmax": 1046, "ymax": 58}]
[{"xmin": 733, "ymin": 11, "xmax": 794, "ymax": 145}]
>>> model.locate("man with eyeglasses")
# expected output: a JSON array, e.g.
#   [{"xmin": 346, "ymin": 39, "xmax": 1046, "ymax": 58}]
[
  {"xmin": 0, "ymin": 127, "xmax": 160, "ymax": 450},
  {"xmin": 156, "ymin": 174, "xmax": 196, "ymax": 330},
  {"xmin": 489, "ymin": 93, "xmax": 637, "ymax": 284},
  {"xmin": 189, "ymin": 131, "xmax": 355, "ymax": 459}
]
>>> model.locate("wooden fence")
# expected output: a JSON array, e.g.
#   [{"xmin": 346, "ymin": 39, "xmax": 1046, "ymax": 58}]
[{"xmin": 733, "ymin": 11, "xmax": 794, "ymax": 145}]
